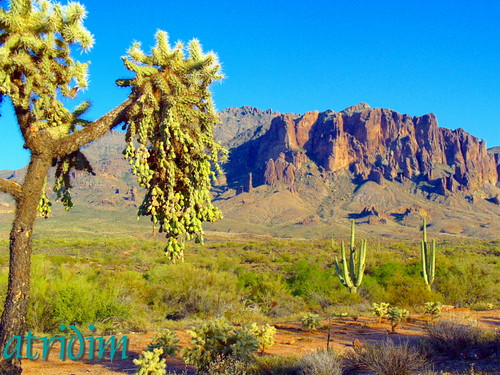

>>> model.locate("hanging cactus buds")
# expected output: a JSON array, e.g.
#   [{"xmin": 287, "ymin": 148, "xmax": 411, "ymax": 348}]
[{"xmin": 119, "ymin": 31, "xmax": 226, "ymax": 262}]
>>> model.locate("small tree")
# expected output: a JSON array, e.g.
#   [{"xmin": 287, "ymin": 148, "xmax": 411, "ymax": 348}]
[{"xmin": 0, "ymin": 1, "xmax": 224, "ymax": 373}]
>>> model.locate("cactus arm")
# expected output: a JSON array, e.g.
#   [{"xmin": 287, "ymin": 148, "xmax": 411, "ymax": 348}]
[
  {"xmin": 429, "ymin": 239, "xmax": 436, "ymax": 285},
  {"xmin": 355, "ymin": 239, "xmax": 367, "ymax": 287},
  {"xmin": 350, "ymin": 220, "xmax": 355, "ymax": 247},
  {"xmin": 421, "ymin": 240, "xmax": 428, "ymax": 283},
  {"xmin": 340, "ymin": 241, "xmax": 354, "ymax": 290},
  {"xmin": 423, "ymin": 217, "xmax": 427, "ymax": 242},
  {"xmin": 334, "ymin": 257, "xmax": 347, "ymax": 287}
]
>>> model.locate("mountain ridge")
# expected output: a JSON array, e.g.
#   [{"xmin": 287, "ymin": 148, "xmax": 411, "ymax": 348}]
[{"xmin": 1, "ymin": 104, "xmax": 499, "ymax": 239}]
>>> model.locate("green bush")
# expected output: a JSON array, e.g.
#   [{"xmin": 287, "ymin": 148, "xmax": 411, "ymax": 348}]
[
  {"xmin": 300, "ymin": 313, "xmax": 320, "ymax": 331},
  {"xmin": 250, "ymin": 355, "xmax": 301, "ymax": 375},
  {"xmin": 436, "ymin": 259, "xmax": 499, "ymax": 307},
  {"xmin": 27, "ymin": 256, "xmax": 133, "ymax": 333},
  {"xmin": 386, "ymin": 307, "xmax": 409, "ymax": 333},
  {"xmin": 237, "ymin": 271, "xmax": 303, "ymax": 318},
  {"xmin": 147, "ymin": 329, "xmax": 180, "ymax": 358},
  {"xmin": 182, "ymin": 319, "xmax": 259, "ymax": 373},
  {"xmin": 146, "ymin": 263, "xmax": 243, "ymax": 318},
  {"xmin": 250, "ymin": 323, "xmax": 276, "ymax": 353}
]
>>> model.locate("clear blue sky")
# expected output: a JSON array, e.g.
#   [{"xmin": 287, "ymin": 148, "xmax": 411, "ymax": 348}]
[{"xmin": 1, "ymin": 0, "xmax": 499, "ymax": 170}]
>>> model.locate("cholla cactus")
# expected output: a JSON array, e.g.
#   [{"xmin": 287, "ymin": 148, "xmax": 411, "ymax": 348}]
[
  {"xmin": 371, "ymin": 302, "xmax": 390, "ymax": 323},
  {"xmin": 147, "ymin": 329, "xmax": 180, "ymax": 358},
  {"xmin": 387, "ymin": 307, "xmax": 409, "ymax": 332},
  {"xmin": 133, "ymin": 348, "xmax": 167, "ymax": 375},
  {"xmin": 182, "ymin": 319, "xmax": 259, "ymax": 372},
  {"xmin": 118, "ymin": 31, "xmax": 226, "ymax": 263},
  {"xmin": 301, "ymin": 313, "xmax": 321, "ymax": 331},
  {"xmin": 250, "ymin": 323, "xmax": 276, "ymax": 353},
  {"xmin": 424, "ymin": 302, "xmax": 442, "ymax": 319},
  {"xmin": 333, "ymin": 220, "xmax": 367, "ymax": 293},
  {"xmin": 420, "ymin": 217, "xmax": 436, "ymax": 291}
]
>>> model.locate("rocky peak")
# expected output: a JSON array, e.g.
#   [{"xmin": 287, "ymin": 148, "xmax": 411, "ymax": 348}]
[
  {"xmin": 341, "ymin": 102, "xmax": 371, "ymax": 114},
  {"xmin": 225, "ymin": 105, "xmax": 498, "ymax": 197}
]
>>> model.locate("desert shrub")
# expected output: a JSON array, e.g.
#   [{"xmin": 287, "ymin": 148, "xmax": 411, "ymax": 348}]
[
  {"xmin": 133, "ymin": 348, "xmax": 167, "ymax": 375},
  {"xmin": 250, "ymin": 355, "xmax": 301, "ymax": 375},
  {"xmin": 476, "ymin": 330, "xmax": 500, "ymax": 359},
  {"xmin": 423, "ymin": 302, "xmax": 442, "ymax": 319},
  {"xmin": 386, "ymin": 306, "xmax": 409, "ymax": 332},
  {"xmin": 299, "ymin": 349, "xmax": 342, "ymax": 375},
  {"xmin": 250, "ymin": 323, "xmax": 276, "ymax": 353},
  {"xmin": 286, "ymin": 259, "xmax": 338, "ymax": 302},
  {"xmin": 300, "ymin": 313, "xmax": 320, "ymax": 330},
  {"xmin": 436, "ymin": 259, "xmax": 499, "ymax": 307},
  {"xmin": 27, "ymin": 257, "xmax": 133, "ymax": 332},
  {"xmin": 371, "ymin": 302, "xmax": 390, "ymax": 323},
  {"xmin": 237, "ymin": 271, "xmax": 304, "ymax": 318},
  {"xmin": 207, "ymin": 357, "xmax": 250, "ymax": 375},
  {"xmin": 424, "ymin": 319, "xmax": 482, "ymax": 358},
  {"xmin": 384, "ymin": 273, "xmax": 439, "ymax": 307},
  {"xmin": 147, "ymin": 329, "xmax": 180, "ymax": 358},
  {"xmin": 182, "ymin": 319, "xmax": 259, "ymax": 373},
  {"xmin": 345, "ymin": 340, "xmax": 427, "ymax": 375},
  {"xmin": 146, "ymin": 263, "xmax": 243, "ymax": 318}
]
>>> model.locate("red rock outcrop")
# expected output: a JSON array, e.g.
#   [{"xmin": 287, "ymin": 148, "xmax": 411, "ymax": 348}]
[{"xmin": 228, "ymin": 104, "xmax": 498, "ymax": 195}]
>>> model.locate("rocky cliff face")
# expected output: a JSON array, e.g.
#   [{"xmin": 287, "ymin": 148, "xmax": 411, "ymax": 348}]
[{"xmin": 226, "ymin": 104, "xmax": 498, "ymax": 195}]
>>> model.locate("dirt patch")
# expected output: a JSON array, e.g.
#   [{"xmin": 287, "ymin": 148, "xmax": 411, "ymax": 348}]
[{"xmin": 22, "ymin": 309, "xmax": 499, "ymax": 374}]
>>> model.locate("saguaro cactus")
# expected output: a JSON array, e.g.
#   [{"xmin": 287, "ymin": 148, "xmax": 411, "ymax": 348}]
[
  {"xmin": 334, "ymin": 220, "xmax": 367, "ymax": 293},
  {"xmin": 420, "ymin": 217, "xmax": 436, "ymax": 291}
]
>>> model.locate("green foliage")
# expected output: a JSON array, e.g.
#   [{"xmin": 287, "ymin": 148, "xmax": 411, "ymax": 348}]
[
  {"xmin": 250, "ymin": 355, "xmax": 301, "ymax": 375},
  {"xmin": 285, "ymin": 259, "xmax": 341, "ymax": 308},
  {"xmin": 207, "ymin": 357, "xmax": 250, "ymax": 375},
  {"xmin": 146, "ymin": 263, "xmax": 243, "ymax": 318},
  {"xmin": 0, "ymin": 0, "xmax": 92, "ymax": 116},
  {"xmin": 386, "ymin": 306, "xmax": 409, "ymax": 332},
  {"xmin": 250, "ymin": 323, "xmax": 276, "ymax": 353},
  {"xmin": 119, "ymin": 30, "xmax": 226, "ymax": 263},
  {"xmin": 238, "ymin": 270, "xmax": 303, "ymax": 318},
  {"xmin": 181, "ymin": 319, "xmax": 259, "ymax": 373},
  {"xmin": 420, "ymin": 217, "xmax": 436, "ymax": 291},
  {"xmin": 423, "ymin": 302, "xmax": 442, "ymax": 319},
  {"xmin": 133, "ymin": 348, "xmax": 167, "ymax": 375},
  {"xmin": 333, "ymin": 220, "xmax": 367, "ymax": 293},
  {"xmin": 371, "ymin": 302, "xmax": 390, "ymax": 323},
  {"xmin": 27, "ymin": 256, "xmax": 133, "ymax": 332},
  {"xmin": 300, "ymin": 313, "xmax": 320, "ymax": 331},
  {"xmin": 435, "ymin": 258, "xmax": 499, "ymax": 307},
  {"xmin": 147, "ymin": 329, "xmax": 180, "ymax": 358}
]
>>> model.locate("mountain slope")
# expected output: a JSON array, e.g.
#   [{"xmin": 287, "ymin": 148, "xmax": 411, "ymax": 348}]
[{"xmin": 1, "ymin": 105, "xmax": 499, "ymax": 239}]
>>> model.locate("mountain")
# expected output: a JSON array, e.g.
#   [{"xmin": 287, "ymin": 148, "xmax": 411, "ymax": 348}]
[
  {"xmin": 225, "ymin": 103, "xmax": 498, "ymax": 195},
  {"xmin": 1, "ymin": 104, "xmax": 499, "ymax": 239}
]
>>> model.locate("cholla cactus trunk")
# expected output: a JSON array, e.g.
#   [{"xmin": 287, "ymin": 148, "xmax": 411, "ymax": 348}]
[
  {"xmin": 334, "ymin": 220, "xmax": 367, "ymax": 293},
  {"xmin": 420, "ymin": 217, "xmax": 436, "ymax": 291}
]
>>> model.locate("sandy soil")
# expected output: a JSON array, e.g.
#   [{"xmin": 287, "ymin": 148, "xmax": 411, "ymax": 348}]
[{"xmin": 21, "ymin": 308, "xmax": 499, "ymax": 375}]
